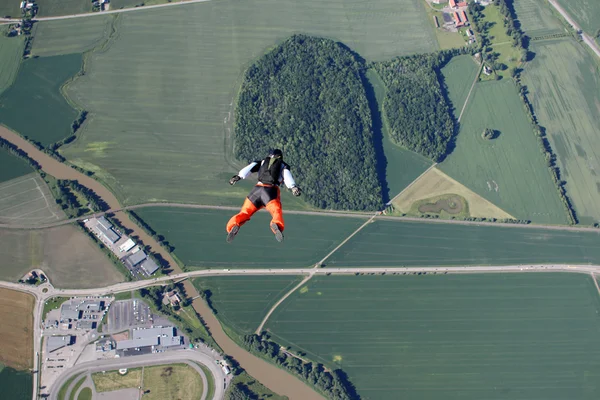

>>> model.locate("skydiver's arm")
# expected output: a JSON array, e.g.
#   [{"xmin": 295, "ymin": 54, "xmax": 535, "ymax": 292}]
[
  {"xmin": 238, "ymin": 161, "xmax": 261, "ymax": 179},
  {"xmin": 282, "ymin": 166, "xmax": 297, "ymax": 189}
]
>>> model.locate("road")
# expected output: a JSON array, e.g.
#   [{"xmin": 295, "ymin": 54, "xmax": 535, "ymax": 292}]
[
  {"xmin": 0, "ymin": 0, "xmax": 213, "ymax": 24},
  {"xmin": 49, "ymin": 350, "xmax": 227, "ymax": 400},
  {"xmin": 548, "ymin": 0, "xmax": 600, "ymax": 59}
]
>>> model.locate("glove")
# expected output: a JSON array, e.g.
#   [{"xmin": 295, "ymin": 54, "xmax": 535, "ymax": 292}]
[
  {"xmin": 229, "ymin": 175, "xmax": 241, "ymax": 185},
  {"xmin": 291, "ymin": 186, "xmax": 302, "ymax": 196}
]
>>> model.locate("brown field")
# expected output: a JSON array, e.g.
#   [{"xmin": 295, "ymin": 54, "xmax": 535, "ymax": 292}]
[
  {"xmin": 0, "ymin": 288, "xmax": 34, "ymax": 370},
  {"xmin": 0, "ymin": 225, "xmax": 124, "ymax": 288},
  {"xmin": 393, "ymin": 167, "xmax": 514, "ymax": 219},
  {"xmin": 417, "ymin": 194, "xmax": 465, "ymax": 215},
  {"xmin": 92, "ymin": 368, "xmax": 142, "ymax": 392},
  {"xmin": 142, "ymin": 364, "xmax": 203, "ymax": 400}
]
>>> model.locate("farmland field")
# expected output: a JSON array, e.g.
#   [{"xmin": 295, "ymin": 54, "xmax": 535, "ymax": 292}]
[
  {"xmin": 193, "ymin": 276, "xmax": 303, "ymax": 335},
  {"xmin": 365, "ymin": 69, "xmax": 432, "ymax": 201},
  {"xmin": 266, "ymin": 273, "xmax": 600, "ymax": 399},
  {"xmin": 513, "ymin": 0, "xmax": 566, "ymax": 38},
  {"xmin": 0, "ymin": 0, "xmax": 20, "ymax": 18},
  {"xmin": 326, "ymin": 219, "xmax": 600, "ymax": 267},
  {"xmin": 556, "ymin": 0, "xmax": 600, "ymax": 36},
  {"xmin": 0, "ymin": 54, "xmax": 81, "ymax": 146},
  {"xmin": 135, "ymin": 207, "xmax": 365, "ymax": 268},
  {"xmin": 0, "ymin": 225, "xmax": 124, "ymax": 287},
  {"xmin": 35, "ymin": 0, "xmax": 91, "ymax": 17},
  {"xmin": 31, "ymin": 16, "xmax": 114, "ymax": 57},
  {"xmin": 92, "ymin": 368, "xmax": 141, "ymax": 392},
  {"xmin": 440, "ymin": 80, "xmax": 568, "ymax": 224},
  {"xmin": 142, "ymin": 364, "xmax": 203, "ymax": 400},
  {"xmin": 0, "ymin": 29, "xmax": 24, "ymax": 95},
  {"xmin": 522, "ymin": 38, "xmax": 600, "ymax": 224},
  {"xmin": 0, "ymin": 364, "xmax": 32, "ymax": 400},
  {"xmin": 60, "ymin": 0, "xmax": 438, "ymax": 206},
  {"xmin": 0, "ymin": 149, "xmax": 33, "ymax": 184},
  {"xmin": 0, "ymin": 173, "xmax": 66, "ymax": 225},
  {"xmin": 440, "ymin": 55, "xmax": 479, "ymax": 116},
  {"xmin": 0, "ymin": 288, "xmax": 34, "ymax": 370}
]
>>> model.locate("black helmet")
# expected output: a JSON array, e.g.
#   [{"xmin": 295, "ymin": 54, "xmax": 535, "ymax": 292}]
[{"xmin": 271, "ymin": 149, "xmax": 283, "ymax": 158}]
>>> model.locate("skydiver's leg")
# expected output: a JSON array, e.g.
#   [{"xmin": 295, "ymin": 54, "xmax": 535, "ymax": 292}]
[
  {"xmin": 265, "ymin": 188, "xmax": 284, "ymax": 242},
  {"xmin": 226, "ymin": 198, "xmax": 260, "ymax": 242}
]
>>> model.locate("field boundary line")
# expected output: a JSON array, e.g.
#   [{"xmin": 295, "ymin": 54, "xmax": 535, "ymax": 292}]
[
  {"xmin": 33, "ymin": 177, "xmax": 60, "ymax": 220},
  {"xmin": 457, "ymin": 61, "xmax": 482, "ymax": 123},
  {"xmin": 255, "ymin": 274, "xmax": 313, "ymax": 334},
  {"xmin": 591, "ymin": 273, "xmax": 600, "ymax": 298},
  {"xmin": 387, "ymin": 163, "xmax": 437, "ymax": 206}
]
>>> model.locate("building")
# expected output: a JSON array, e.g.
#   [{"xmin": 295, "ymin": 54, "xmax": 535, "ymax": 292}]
[
  {"xmin": 119, "ymin": 238, "xmax": 136, "ymax": 253},
  {"xmin": 460, "ymin": 10, "xmax": 469, "ymax": 23},
  {"xmin": 449, "ymin": 0, "xmax": 457, "ymax": 8},
  {"xmin": 76, "ymin": 320, "xmax": 97, "ymax": 330},
  {"xmin": 457, "ymin": 1, "xmax": 468, "ymax": 6},
  {"xmin": 116, "ymin": 337, "xmax": 158, "ymax": 350},
  {"xmin": 432, "ymin": 0, "xmax": 447, "ymax": 3},
  {"xmin": 125, "ymin": 250, "xmax": 147, "ymax": 267},
  {"xmin": 140, "ymin": 258, "xmax": 159, "ymax": 276},
  {"xmin": 116, "ymin": 326, "xmax": 182, "ymax": 353},
  {"xmin": 163, "ymin": 290, "xmax": 181, "ymax": 307},
  {"xmin": 466, "ymin": 29, "xmax": 473, "ymax": 36},
  {"xmin": 47, "ymin": 336, "xmax": 74, "ymax": 353},
  {"xmin": 453, "ymin": 12, "xmax": 463, "ymax": 27},
  {"xmin": 95, "ymin": 217, "xmax": 121, "ymax": 243},
  {"xmin": 60, "ymin": 304, "xmax": 81, "ymax": 322}
]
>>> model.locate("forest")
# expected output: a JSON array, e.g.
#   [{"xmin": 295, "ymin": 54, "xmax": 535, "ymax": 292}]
[
  {"xmin": 374, "ymin": 49, "xmax": 464, "ymax": 162},
  {"xmin": 234, "ymin": 34, "xmax": 382, "ymax": 210}
]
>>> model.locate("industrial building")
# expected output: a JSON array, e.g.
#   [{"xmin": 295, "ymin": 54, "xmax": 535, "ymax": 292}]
[
  {"xmin": 95, "ymin": 216, "xmax": 121, "ymax": 243},
  {"xmin": 124, "ymin": 250, "xmax": 160, "ymax": 276},
  {"xmin": 116, "ymin": 326, "xmax": 182, "ymax": 353},
  {"xmin": 60, "ymin": 304, "xmax": 81, "ymax": 322},
  {"xmin": 47, "ymin": 336, "xmax": 75, "ymax": 353}
]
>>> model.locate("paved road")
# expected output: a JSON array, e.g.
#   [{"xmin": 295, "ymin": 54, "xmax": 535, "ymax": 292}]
[
  {"xmin": 0, "ymin": 0, "xmax": 212, "ymax": 24},
  {"xmin": 548, "ymin": 0, "xmax": 600, "ymax": 59},
  {"xmin": 49, "ymin": 350, "xmax": 226, "ymax": 400}
]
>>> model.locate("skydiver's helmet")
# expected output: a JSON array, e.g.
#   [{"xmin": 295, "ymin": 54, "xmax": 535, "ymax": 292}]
[{"xmin": 270, "ymin": 149, "xmax": 283, "ymax": 159}]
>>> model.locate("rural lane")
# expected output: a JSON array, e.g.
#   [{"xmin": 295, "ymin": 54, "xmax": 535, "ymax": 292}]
[
  {"xmin": 547, "ymin": 0, "xmax": 600, "ymax": 59},
  {"xmin": 49, "ymin": 350, "xmax": 226, "ymax": 400}
]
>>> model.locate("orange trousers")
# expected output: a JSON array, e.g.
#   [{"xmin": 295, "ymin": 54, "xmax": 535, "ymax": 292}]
[{"xmin": 226, "ymin": 187, "xmax": 284, "ymax": 233}]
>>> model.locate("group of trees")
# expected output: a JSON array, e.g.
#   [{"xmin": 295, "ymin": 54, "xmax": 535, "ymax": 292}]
[
  {"xmin": 373, "ymin": 49, "xmax": 465, "ymax": 162},
  {"xmin": 235, "ymin": 34, "xmax": 382, "ymax": 211},
  {"xmin": 0, "ymin": 136, "xmax": 41, "ymax": 170},
  {"xmin": 129, "ymin": 211, "xmax": 175, "ymax": 252},
  {"xmin": 242, "ymin": 333, "xmax": 360, "ymax": 400}
]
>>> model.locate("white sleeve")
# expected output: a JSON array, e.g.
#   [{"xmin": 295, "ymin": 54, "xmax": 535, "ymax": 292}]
[
  {"xmin": 238, "ymin": 162, "xmax": 258, "ymax": 179},
  {"xmin": 282, "ymin": 168, "xmax": 296, "ymax": 189}
]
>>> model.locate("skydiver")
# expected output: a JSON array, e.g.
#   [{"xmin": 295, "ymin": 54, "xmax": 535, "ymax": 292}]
[{"xmin": 226, "ymin": 149, "xmax": 301, "ymax": 243}]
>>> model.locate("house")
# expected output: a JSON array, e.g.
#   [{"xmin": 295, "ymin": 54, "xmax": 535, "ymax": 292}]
[
  {"xmin": 484, "ymin": 65, "xmax": 493, "ymax": 75},
  {"xmin": 460, "ymin": 10, "xmax": 469, "ymax": 23},
  {"xmin": 164, "ymin": 290, "xmax": 181, "ymax": 307},
  {"xmin": 449, "ymin": 0, "xmax": 457, "ymax": 8},
  {"xmin": 457, "ymin": 2, "xmax": 468, "ymax": 7},
  {"xmin": 466, "ymin": 29, "xmax": 473, "ymax": 37},
  {"xmin": 453, "ymin": 12, "xmax": 463, "ymax": 27}
]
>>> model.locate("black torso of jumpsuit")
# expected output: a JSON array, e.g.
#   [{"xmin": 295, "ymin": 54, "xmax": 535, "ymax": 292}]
[{"xmin": 247, "ymin": 157, "xmax": 287, "ymax": 208}]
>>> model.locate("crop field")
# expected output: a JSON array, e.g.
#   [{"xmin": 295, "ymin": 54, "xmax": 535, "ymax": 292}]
[
  {"xmin": 193, "ymin": 276, "xmax": 303, "ymax": 334},
  {"xmin": 365, "ymin": 69, "xmax": 433, "ymax": 201},
  {"xmin": 135, "ymin": 207, "xmax": 365, "ymax": 268},
  {"xmin": 0, "ymin": 29, "xmax": 24, "ymax": 95},
  {"xmin": 31, "ymin": 16, "xmax": 114, "ymax": 57},
  {"xmin": 0, "ymin": 288, "xmax": 34, "ymax": 370},
  {"xmin": 92, "ymin": 368, "xmax": 141, "ymax": 392},
  {"xmin": 556, "ymin": 0, "xmax": 600, "ymax": 36},
  {"xmin": 142, "ymin": 364, "xmax": 203, "ymax": 400},
  {"xmin": 522, "ymin": 38, "xmax": 600, "ymax": 224},
  {"xmin": 35, "ymin": 0, "xmax": 91, "ymax": 17},
  {"xmin": 513, "ymin": 0, "xmax": 566, "ymax": 38},
  {"xmin": 0, "ymin": 54, "xmax": 81, "ymax": 146},
  {"xmin": 392, "ymin": 167, "xmax": 513, "ymax": 219},
  {"xmin": 0, "ymin": 173, "xmax": 66, "ymax": 226},
  {"xmin": 0, "ymin": 225, "xmax": 124, "ymax": 287},
  {"xmin": 0, "ymin": 365, "xmax": 32, "ymax": 400},
  {"xmin": 266, "ymin": 273, "xmax": 600, "ymax": 399},
  {"xmin": 440, "ymin": 55, "xmax": 479, "ymax": 116},
  {"xmin": 0, "ymin": 149, "xmax": 33, "ymax": 184},
  {"xmin": 326, "ymin": 218, "xmax": 600, "ymax": 267},
  {"xmin": 440, "ymin": 80, "xmax": 568, "ymax": 224},
  {"xmin": 60, "ymin": 0, "xmax": 438, "ymax": 206},
  {"xmin": 0, "ymin": 0, "xmax": 20, "ymax": 17}
]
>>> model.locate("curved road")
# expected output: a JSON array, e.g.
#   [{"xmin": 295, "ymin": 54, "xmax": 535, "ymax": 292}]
[{"xmin": 50, "ymin": 350, "xmax": 226, "ymax": 400}]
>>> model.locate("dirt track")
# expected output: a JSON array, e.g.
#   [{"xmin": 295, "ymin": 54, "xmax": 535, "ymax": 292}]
[{"xmin": 0, "ymin": 125, "xmax": 323, "ymax": 399}]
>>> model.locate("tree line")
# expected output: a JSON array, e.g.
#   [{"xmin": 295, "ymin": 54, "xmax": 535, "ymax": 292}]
[
  {"xmin": 373, "ymin": 48, "xmax": 466, "ymax": 162},
  {"xmin": 0, "ymin": 136, "xmax": 41, "ymax": 170},
  {"xmin": 235, "ymin": 34, "xmax": 382, "ymax": 211},
  {"xmin": 242, "ymin": 333, "xmax": 360, "ymax": 400}
]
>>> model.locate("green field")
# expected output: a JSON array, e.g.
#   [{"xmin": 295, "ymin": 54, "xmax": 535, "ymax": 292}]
[
  {"xmin": 0, "ymin": 225, "xmax": 124, "ymax": 287},
  {"xmin": 0, "ymin": 29, "xmax": 24, "ymax": 95},
  {"xmin": 0, "ymin": 173, "xmax": 66, "ymax": 225},
  {"xmin": 31, "ymin": 16, "xmax": 114, "ymax": 57},
  {"xmin": 0, "ymin": 149, "xmax": 33, "ymax": 183},
  {"xmin": 440, "ymin": 55, "xmax": 479, "ymax": 116},
  {"xmin": 76, "ymin": 387, "xmax": 91, "ymax": 400},
  {"xmin": 440, "ymin": 80, "xmax": 568, "ymax": 224},
  {"xmin": 36, "ymin": 0, "xmax": 91, "ymax": 17},
  {"xmin": 327, "ymin": 219, "xmax": 600, "ymax": 267},
  {"xmin": 0, "ymin": 0, "xmax": 20, "ymax": 17},
  {"xmin": 522, "ymin": 38, "xmax": 600, "ymax": 224},
  {"xmin": 58, "ymin": 0, "xmax": 438, "ymax": 206},
  {"xmin": 556, "ymin": 0, "xmax": 600, "ymax": 36},
  {"xmin": 365, "ymin": 68, "xmax": 433, "ymax": 200},
  {"xmin": 193, "ymin": 276, "xmax": 303, "ymax": 334},
  {"xmin": 0, "ymin": 364, "xmax": 32, "ymax": 400},
  {"xmin": 266, "ymin": 273, "xmax": 600, "ymax": 399},
  {"xmin": 135, "ymin": 207, "xmax": 365, "ymax": 268},
  {"xmin": 514, "ymin": 0, "xmax": 566, "ymax": 38},
  {"xmin": 480, "ymin": 3, "xmax": 522, "ymax": 79},
  {"xmin": 0, "ymin": 54, "xmax": 81, "ymax": 146}
]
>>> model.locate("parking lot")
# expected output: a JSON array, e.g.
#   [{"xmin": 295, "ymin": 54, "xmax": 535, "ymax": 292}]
[{"xmin": 107, "ymin": 299, "xmax": 153, "ymax": 333}]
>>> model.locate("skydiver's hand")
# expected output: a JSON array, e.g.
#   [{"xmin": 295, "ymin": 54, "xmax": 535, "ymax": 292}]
[
  {"xmin": 229, "ymin": 175, "xmax": 241, "ymax": 185},
  {"xmin": 291, "ymin": 186, "xmax": 302, "ymax": 196}
]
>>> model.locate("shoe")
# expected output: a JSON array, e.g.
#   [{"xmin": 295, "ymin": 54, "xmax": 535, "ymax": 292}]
[
  {"xmin": 270, "ymin": 223, "xmax": 284, "ymax": 243},
  {"xmin": 226, "ymin": 225, "xmax": 240, "ymax": 243}
]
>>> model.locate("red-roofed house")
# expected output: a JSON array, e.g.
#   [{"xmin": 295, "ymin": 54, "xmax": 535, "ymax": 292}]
[
  {"xmin": 457, "ymin": 2, "xmax": 468, "ymax": 7},
  {"xmin": 460, "ymin": 10, "xmax": 469, "ymax": 23},
  {"xmin": 453, "ymin": 11, "xmax": 463, "ymax": 27},
  {"xmin": 449, "ymin": 0, "xmax": 457, "ymax": 8}
]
